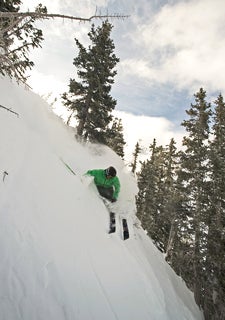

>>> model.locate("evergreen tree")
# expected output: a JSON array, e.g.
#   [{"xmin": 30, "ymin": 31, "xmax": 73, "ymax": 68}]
[
  {"xmin": 130, "ymin": 141, "xmax": 141, "ymax": 174},
  {"xmin": 135, "ymin": 89, "xmax": 224, "ymax": 319},
  {"xmin": 167, "ymin": 153, "xmax": 195, "ymax": 286},
  {"xmin": 62, "ymin": 21, "xmax": 119, "ymax": 143},
  {"xmin": 163, "ymin": 138, "xmax": 180, "ymax": 260},
  {"xmin": 170, "ymin": 180, "xmax": 193, "ymax": 266},
  {"xmin": 0, "ymin": 0, "xmax": 20, "ymax": 39},
  {"xmin": 105, "ymin": 117, "xmax": 126, "ymax": 159},
  {"xmin": 205, "ymin": 93, "xmax": 225, "ymax": 320},
  {"xmin": 136, "ymin": 139, "xmax": 166, "ymax": 251},
  {"xmin": 137, "ymin": 138, "xmax": 181, "ymax": 254},
  {"xmin": 180, "ymin": 88, "xmax": 211, "ymax": 306},
  {"xmin": 0, "ymin": 1, "xmax": 46, "ymax": 82}
]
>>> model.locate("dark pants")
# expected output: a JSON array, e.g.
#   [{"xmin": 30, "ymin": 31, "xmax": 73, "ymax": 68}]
[{"xmin": 97, "ymin": 186, "xmax": 113, "ymax": 201}]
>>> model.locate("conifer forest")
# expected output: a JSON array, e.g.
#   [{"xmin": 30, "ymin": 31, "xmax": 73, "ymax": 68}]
[{"xmin": 136, "ymin": 89, "xmax": 225, "ymax": 320}]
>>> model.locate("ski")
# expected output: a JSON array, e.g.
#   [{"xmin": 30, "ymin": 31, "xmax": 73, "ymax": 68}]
[
  {"xmin": 122, "ymin": 219, "xmax": 129, "ymax": 240},
  {"xmin": 109, "ymin": 212, "xmax": 116, "ymax": 233},
  {"xmin": 60, "ymin": 158, "xmax": 76, "ymax": 175}
]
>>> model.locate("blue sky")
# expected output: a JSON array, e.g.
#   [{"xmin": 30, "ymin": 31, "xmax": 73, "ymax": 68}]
[{"xmin": 20, "ymin": 0, "xmax": 225, "ymax": 159}]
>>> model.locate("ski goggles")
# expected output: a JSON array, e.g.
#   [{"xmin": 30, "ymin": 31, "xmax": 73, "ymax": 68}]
[{"xmin": 105, "ymin": 168, "xmax": 111, "ymax": 177}]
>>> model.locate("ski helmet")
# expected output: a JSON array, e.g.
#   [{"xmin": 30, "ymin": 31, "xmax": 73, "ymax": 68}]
[{"xmin": 105, "ymin": 166, "xmax": 117, "ymax": 177}]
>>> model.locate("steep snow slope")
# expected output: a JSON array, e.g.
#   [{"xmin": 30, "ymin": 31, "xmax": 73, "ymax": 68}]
[{"xmin": 0, "ymin": 77, "xmax": 203, "ymax": 320}]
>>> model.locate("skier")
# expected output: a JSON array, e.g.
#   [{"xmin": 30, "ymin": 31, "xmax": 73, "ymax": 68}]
[{"xmin": 86, "ymin": 166, "xmax": 120, "ymax": 203}]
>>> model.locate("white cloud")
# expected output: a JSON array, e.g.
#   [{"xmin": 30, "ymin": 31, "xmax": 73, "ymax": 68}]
[
  {"xmin": 114, "ymin": 110, "xmax": 184, "ymax": 164},
  {"xmin": 124, "ymin": 0, "xmax": 225, "ymax": 93},
  {"xmin": 20, "ymin": 0, "xmax": 225, "ymax": 97}
]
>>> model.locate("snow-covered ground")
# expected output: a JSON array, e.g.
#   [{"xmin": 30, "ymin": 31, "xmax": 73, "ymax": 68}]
[{"xmin": 0, "ymin": 77, "xmax": 203, "ymax": 320}]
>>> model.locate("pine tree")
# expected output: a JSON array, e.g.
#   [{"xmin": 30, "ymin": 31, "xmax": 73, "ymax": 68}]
[
  {"xmin": 62, "ymin": 21, "xmax": 119, "ymax": 143},
  {"xmin": 0, "ymin": 1, "xmax": 46, "ymax": 82},
  {"xmin": 167, "ymin": 168, "xmax": 194, "ymax": 278},
  {"xmin": 205, "ymin": 93, "xmax": 225, "ymax": 320},
  {"xmin": 105, "ymin": 117, "xmax": 125, "ymax": 158},
  {"xmin": 165, "ymin": 148, "xmax": 194, "ymax": 283},
  {"xmin": 130, "ymin": 141, "xmax": 141, "ymax": 174},
  {"xmin": 0, "ymin": 0, "xmax": 20, "ymax": 38},
  {"xmin": 136, "ymin": 139, "xmax": 166, "ymax": 251},
  {"xmin": 180, "ymin": 88, "xmax": 211, "ymax": 306},
  {"xmin": 163, "ymin": 138, "xmax": 180, "ymax": 260}
]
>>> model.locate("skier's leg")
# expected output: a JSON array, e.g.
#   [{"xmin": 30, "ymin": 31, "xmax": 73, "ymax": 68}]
[
  {"xmin": 97, "ymin": 186, "xmax": 113, "ymax": 201},
  {"xmin": 96, "ymin": 186, "xmax": 116, "ymax": 234}
]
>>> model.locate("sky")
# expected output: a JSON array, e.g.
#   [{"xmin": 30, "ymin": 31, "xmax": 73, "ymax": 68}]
[
  {"xmin": 0, "ymin": 76, "xmax": 203, "ymax": 319},
  {"xmin": 20, "ymin": 0, "xmax": 225, "ymax": 160}
]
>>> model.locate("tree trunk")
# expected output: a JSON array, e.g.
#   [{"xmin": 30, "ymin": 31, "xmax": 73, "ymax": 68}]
[{"xmin": 165, "ymin": 216, "xmax": 176, "ymax": 262}]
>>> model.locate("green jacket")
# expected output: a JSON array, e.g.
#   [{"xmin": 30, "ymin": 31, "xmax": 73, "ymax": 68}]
[{"xmin": 86, "ymin": 169, "xmax": 120, "ymax": 199}]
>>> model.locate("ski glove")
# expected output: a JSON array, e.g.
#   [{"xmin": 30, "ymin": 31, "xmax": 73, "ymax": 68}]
[{"xmin": 111, "ymin": 198, "xmax": 117, "ymax": 203}]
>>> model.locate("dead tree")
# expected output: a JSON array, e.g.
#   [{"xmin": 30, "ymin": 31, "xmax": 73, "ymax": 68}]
[{"xmin": 0, "ymin": 9, "xmax": 128, "ymax": 84}]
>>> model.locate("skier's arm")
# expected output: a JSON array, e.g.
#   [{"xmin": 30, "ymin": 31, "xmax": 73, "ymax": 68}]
[{"xmin": 86, "ymin": 169, "xmax": 97, "ymax": 176}]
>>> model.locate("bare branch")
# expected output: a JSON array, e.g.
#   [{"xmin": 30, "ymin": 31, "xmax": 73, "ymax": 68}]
[
  {"xmin": 0, "ymin": 11, "xmax": 129, "ymax": 22},
  {"xmin": 0, "ymin": 10, "xmax": 128, "ymax": 84}
]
